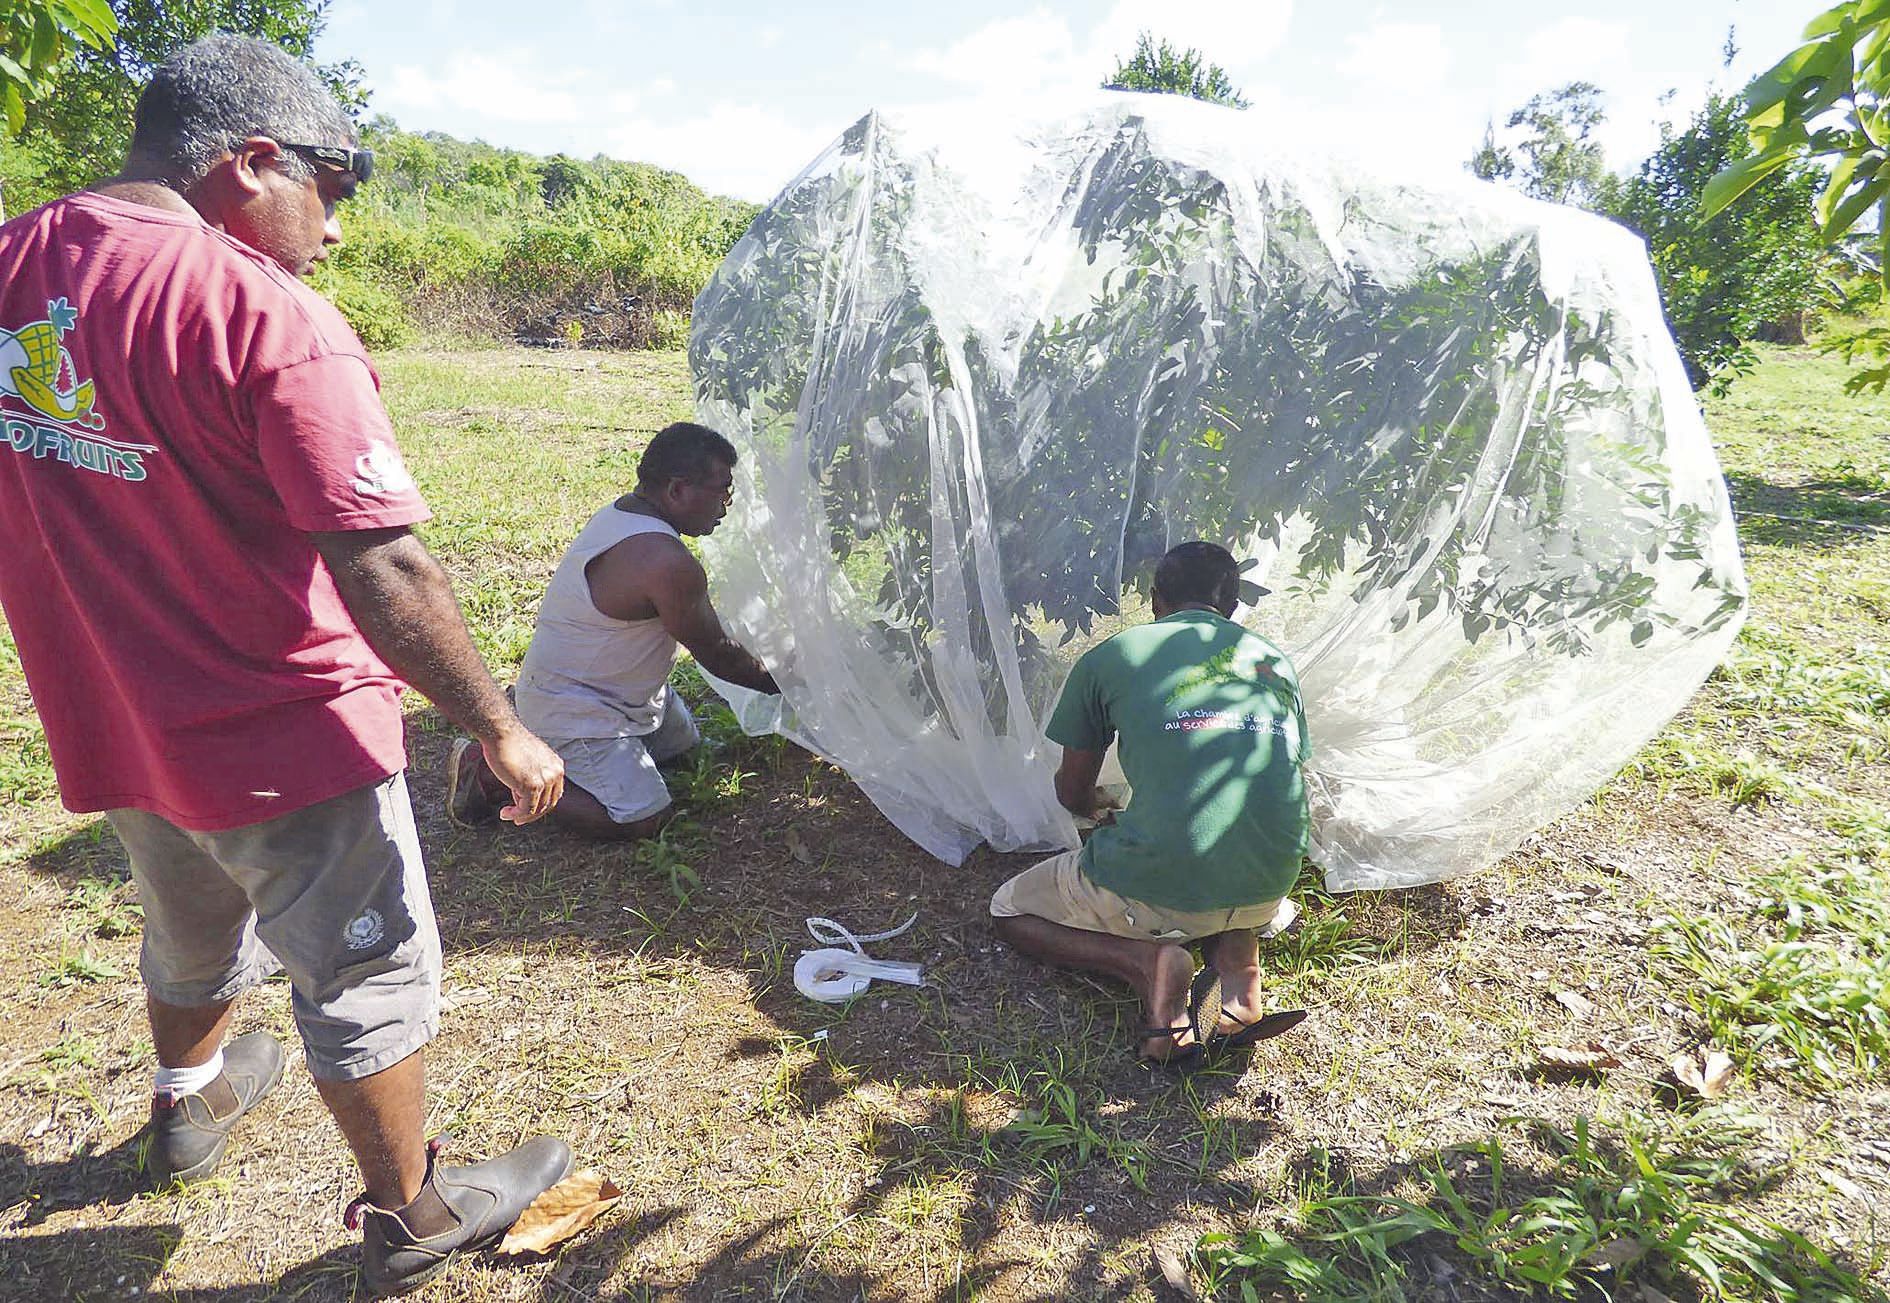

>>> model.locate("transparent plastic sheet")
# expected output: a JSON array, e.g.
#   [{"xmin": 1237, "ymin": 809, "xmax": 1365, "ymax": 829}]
[{"xmin": 690, "ymin": 95, "xmax": 1747, "ymax": 892}]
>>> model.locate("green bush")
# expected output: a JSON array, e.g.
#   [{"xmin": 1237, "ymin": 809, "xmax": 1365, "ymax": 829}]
[
  {"xmin": 6, "ymin": 110, "xmax": 750, "ymax": 350},
  {"xmin": 650, "ymin": 308, "xmax": 691, "ymax": 351},
  {"xmin": 309, "ymin": 264, "xmax": 414, "ymax": 350},
  {"xmin": 297, "ymin": 122, "xmax": 761, "ymax": 349}
]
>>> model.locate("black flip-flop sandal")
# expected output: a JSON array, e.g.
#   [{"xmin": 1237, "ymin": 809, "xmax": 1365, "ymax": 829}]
[
  {"xmin": 1136, "ymin": 1023, "xmax": 1205, "ymax": 1070},
  {"xmin": 1208, "ymin": 1007, "xmax": 1309, "ymax": 1054},
  {"xmin": 1136, "ymin": 965, "xmax": 1224, "ymax": 1070}
]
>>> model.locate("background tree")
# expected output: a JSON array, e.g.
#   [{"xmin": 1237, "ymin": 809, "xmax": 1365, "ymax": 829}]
[
  {"xmin": 12, "ymin": 0, "xmax": 358, "ymax": 210},
  {"xmin": 1604, "ymin": 93, "xmax": 1830, "ymax": 392},
  {"xmin": 1470, "ymin": 81, "xmax": 1608, "ymax": 208},
  {"xmin": 1103, "ymin": 32, "xmax": 1249, "ymax": 109},
  {"xmin": 0, "ymin": 0, "xmax": 118, "ymax": 218},
  {"xmin": 1467, "ymin": 121, "xmax": 1513, "ymax": 184}
]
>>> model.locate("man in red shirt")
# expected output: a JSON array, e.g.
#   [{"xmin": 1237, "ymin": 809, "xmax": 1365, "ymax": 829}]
[{"xmin": 0, "ymin": 35, "xmax": 569, "ymax": 1296}]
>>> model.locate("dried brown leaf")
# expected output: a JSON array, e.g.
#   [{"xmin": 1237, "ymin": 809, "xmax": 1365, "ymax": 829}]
[
  {"xmin": 1700, "ymin": 1049, "xmax": 1735, "ymax": 1097},
  {"xmin": 1537, "ymin": 1042, "xmax": 1623, "ymax": 1072},
  {"xmin": 1669, "ymin": 1046, "xmax": 1736, "ymax": 1099},
  {"xmin": 1552, "ymin": 989, "xmax": 1596, "ymax": 1020},
  {"xmin": 1150, "ymin": 1245, "xmax": 1199, "ymax": 1300},
  {"xmin": 495, "ymin": 1170, "xmax": 623, "ymax": 1256}
]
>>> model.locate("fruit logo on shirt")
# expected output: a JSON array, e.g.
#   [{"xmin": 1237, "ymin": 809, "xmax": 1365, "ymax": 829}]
[
  {"xmin": 0, "ymin": 299, "xmax": 100, "ymax": 429},
  {"xmin": 1, "ymin": 298, "xmax": 155, "ymax": 483}
]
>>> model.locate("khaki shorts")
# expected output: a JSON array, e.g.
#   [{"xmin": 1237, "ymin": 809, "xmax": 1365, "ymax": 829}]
[
  {"xmin": 108, "ymin": 772, "xmax": 440, "ymax": 1082},
  {"xmin": 990, "ymin": 848, "xmax": 1286, "ymax": 943},
  {"xmin": 550, "ymin": 693, "xmax": 700, "ymax": 824}
]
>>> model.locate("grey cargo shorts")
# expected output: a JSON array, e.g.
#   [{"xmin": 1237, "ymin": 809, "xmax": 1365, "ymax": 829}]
[{"xmin": 107, "ymin": 771, "xmax": 441, "ymax": 1082}]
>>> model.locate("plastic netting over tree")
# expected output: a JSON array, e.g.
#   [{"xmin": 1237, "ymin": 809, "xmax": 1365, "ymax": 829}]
[{"xmin": 689, "ymin": 95, "xmax": 1747, "ymax": 892}]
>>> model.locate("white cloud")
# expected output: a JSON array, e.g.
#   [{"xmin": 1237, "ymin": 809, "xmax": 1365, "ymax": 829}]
[
  {"xmin": 1511, "ymin": 18, "xmax": 1632, "ymax": 97},
  {"xmin": 909, "ymin": 10, "xmax": 1084, "ymax": 90},
  {"xmin": 603, "ymin": 103, "xmax": 838, "ymax": 201},
  {"xmin": 381, "ymin": 53, "xmax": 583, "ymax": 125},
  {"xmin": 757, "ymin": 24, "xmax": 785, "ymax": 50},
  {"xmin": 1338, "ymin": 21, "xmax": 1450, "ymax": 91}
]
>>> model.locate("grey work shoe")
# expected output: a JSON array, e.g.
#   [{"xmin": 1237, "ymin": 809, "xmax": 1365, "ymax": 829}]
[
  {"xmin": 444, "ymin": 737, "xmax": 498, "ymax": 828},
  {"xmin": 146, "ymin": 1031, "xmax": 286, "ymax": 1186},
  {"xmin": 348, "ymin": 1135, "xmax": 575, "ymax": 1297}
]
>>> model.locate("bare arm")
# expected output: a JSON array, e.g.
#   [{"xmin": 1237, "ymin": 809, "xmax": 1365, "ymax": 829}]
[
  {"xmin": 1053, "ymin": 746, "xmax": 1108, "ymax": 819},
  {"xmin": 592, "ymin": 539, "xmax": 778, "ymax": 694},
  {"xmin": 311, "ymin": 526, "xmax": 564, "ymax": 823}
]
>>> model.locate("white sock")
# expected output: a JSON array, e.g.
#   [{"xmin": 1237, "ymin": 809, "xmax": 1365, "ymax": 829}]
[{"xmin": 153, "ymin": 1049, "xmax": 225, "ymax": 1100}]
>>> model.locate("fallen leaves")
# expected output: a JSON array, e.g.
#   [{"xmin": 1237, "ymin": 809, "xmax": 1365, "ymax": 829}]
[
  {"xmin": 1669, "ymin": 1046, "xmax": 1735, "ymax": 1099},
  {"xmin": 1536, "ymin": 1042, "xmax": 1623, "ymax": 1073},
  {"xmin": 1150, "ymin": 1245, "xmax": 1199, "ymax": 1300},
  {"xmin": 1552, "ymin": 989, "xmax": 1596, "ymax": 1020},
  {"xmin": 496, "ymin": 1171, "xmax": 624, "ymax": 1256}
]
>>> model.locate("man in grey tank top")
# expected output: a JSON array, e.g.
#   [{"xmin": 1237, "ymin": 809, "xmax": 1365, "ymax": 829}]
[{"xmin": 445, "ymin": 423, "xmax": 779, "ymax": 838}]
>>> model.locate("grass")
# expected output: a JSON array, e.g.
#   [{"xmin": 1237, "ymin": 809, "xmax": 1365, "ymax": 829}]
[
  {"xmin": 1196, "ymin": 1108, "xmax": 1884, "ymax": 1303},
  {"xmin": 1653, "ymin": 853, "xmax": 1890, "ymax": 1087},
  {"xmin": 0, "ymin": 340, "xmax": 1884, "ymax": 1299}
]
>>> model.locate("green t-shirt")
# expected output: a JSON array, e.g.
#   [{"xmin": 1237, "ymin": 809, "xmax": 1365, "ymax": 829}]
[{"xmin": 1046, "ymin": 609, "xmax": 1311, "ymax": 912}]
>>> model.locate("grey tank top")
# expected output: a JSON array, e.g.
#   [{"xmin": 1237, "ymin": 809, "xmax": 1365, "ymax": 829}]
[{"xmin": 514, "ymin": 505, "xmax": 680, "ymax": 740}]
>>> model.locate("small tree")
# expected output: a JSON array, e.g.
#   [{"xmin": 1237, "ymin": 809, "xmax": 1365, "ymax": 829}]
[
  {"xmin": 1467, "ymin": 121, "xmax": 1514, "ymax": 183},
  {"xmin": 1705, "ymin": 2, "xmax": 1890, "ymax": 270},
  {"xmin": 1704, "ymin": 1, "xmax": 1890, "ymax": 390},
  {"xmin": 1470, "ymin": 82, "xmax": 1608, "ymax": 209},
  {"xmin": 1104, "ymin": 32, "xmax": 1249, "ymax": 109},
  {"xmin": 0, "ymin": 0, "xmax": 118, "ymax": 218},
  {"xmin": 14, "ymin": 0, "xmax": 359, "ymax": 208},
  {"xmin": 1605, "ymin": 93, "xmax": 1829, "ymax": 392}
]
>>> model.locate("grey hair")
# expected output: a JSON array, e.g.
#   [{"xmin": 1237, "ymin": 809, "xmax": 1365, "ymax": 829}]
[{"xmin": 126, "ymin": 33, "xmax": 350, "ymax": 186}]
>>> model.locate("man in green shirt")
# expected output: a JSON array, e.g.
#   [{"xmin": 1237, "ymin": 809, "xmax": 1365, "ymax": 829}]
[{"xmin": 991, "ymin": 542, "xmax": 1312, "ymax": 1065}]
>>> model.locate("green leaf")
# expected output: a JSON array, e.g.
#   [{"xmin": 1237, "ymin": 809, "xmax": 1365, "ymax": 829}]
[
  {"xmin": 0, "ymin": 52, "xmax": 28, "ymax": 84},
  {"xmin": 1818, "ymin": 153, "xmax": 1865, "ymax": 215},
  {"xmin": 52, "ymin": 0, "xmax": 119, "ymax": 40},
  {"xmin": 29, "ymin": 12, "xmax": 60, "ymax": 73},
  {"xmin": 3, "ymin": 82, "xmax": 22, "ymax": 137},
  {"xmin": 1819, "ymin": 164, "xmax": 1886, "ymax": 239},
  {"xmin": 1804, "ymin": 1, "xmax": 1859, "ymax": 39},
  {"xmin": 1700, "ymin": 150, "xmax": 1796, "ymax": 220},
  {"xmin": 1744, "ymin": 35, "xmax": 1851, "ymax": 118}
]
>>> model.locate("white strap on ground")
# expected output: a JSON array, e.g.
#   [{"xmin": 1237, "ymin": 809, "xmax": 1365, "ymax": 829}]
[{"xmin": 793, "ymin": 911, "xmax": 924, "ymax": 1003}]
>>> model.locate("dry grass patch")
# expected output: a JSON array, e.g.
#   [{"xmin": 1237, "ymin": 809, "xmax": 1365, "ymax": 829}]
[{"xmin": 0, "ymin": 343, "xmax": 1884, "ymax": 1300}]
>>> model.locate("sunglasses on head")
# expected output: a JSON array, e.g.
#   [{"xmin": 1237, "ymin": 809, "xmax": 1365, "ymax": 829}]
[{"xmin": 268, "ymin": 140, "xmax": 375, "ymax": 183}]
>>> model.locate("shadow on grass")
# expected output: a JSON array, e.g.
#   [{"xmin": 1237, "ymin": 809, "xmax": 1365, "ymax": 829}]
[
  {"xmin": 0, "ymin": 1221, "xmax": 378, "ymax": 1301},
  {"xmin": 5, "ymin": 688, "xmax": 1470, "ymax": 1301},
  {"xmin": 8, "ymin": 812, "xmax": 122, "ymax": 888},
  {"xmin": 403, "ymin": 689, "xmax": 1470, "ymax": 1300},
  {"xmin": 0, "ymin": 1132, "xmax": 148, "ymax": 1229},
  {"xmin": 1726, "ymin": 469, "xmax": 1890, "ymax": 549}
]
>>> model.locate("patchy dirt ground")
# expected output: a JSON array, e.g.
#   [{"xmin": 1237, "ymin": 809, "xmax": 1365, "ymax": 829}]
[
  {"xmin": 0, "ymin": 697, "xmax": 1883, "ymax": 1302},
  {"xmin": 1, "ymin": 344, "xmax": 1885, "ymax": 1301}
]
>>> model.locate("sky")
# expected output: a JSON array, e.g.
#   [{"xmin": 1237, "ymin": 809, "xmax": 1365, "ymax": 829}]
[{"xmin": 314, "ymin": 1, "xmax": 1813, "ymax": 203}]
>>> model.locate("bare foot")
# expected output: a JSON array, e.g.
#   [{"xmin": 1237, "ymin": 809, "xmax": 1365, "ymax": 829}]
[{"xmin": 1137, "ymin": 943, "xmax": 1199, "ymax": 1061}]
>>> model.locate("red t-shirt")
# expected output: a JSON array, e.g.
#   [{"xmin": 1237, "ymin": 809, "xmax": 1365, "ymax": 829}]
[{"xmin": 0, "ymin": 192, "xmax": 430, "ymax": 830}]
